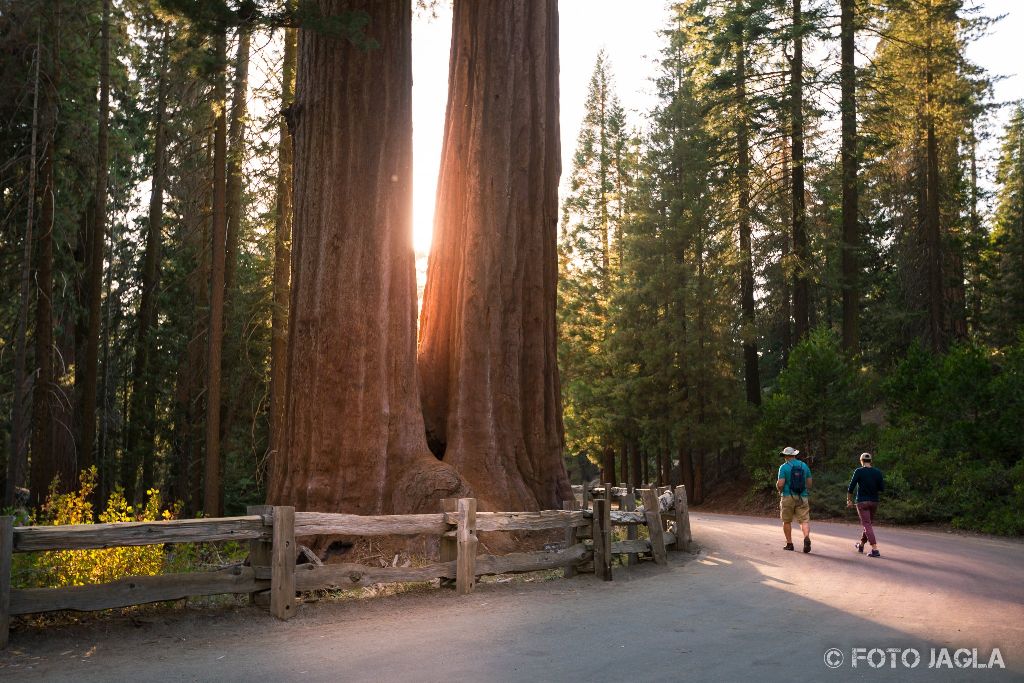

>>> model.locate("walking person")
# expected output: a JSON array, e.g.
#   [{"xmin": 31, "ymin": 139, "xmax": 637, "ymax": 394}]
[
  {"xmin": 777, "ymin": 446, "xmax": 813, "ymax": 552},
  {"xmin": 848, "ymin": 452, "xmax": 885, "ymax": 558}
]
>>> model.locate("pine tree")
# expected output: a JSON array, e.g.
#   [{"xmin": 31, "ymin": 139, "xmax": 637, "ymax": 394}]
[
  {"xmin": 985, "ymin": 106, "xmax": 1024, "ymax": 342},
  {"xmin": 558, "ymin": 50, "xmax": 631, "ymax": 481},
  {"xmin": 860, "ymin": 0, "xmax": 989, "ymax": 356}
]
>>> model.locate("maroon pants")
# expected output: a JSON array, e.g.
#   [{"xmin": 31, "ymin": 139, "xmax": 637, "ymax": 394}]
[{"xmin": 856, "ymin": 501, "xmax": 879, "ymax": 545}]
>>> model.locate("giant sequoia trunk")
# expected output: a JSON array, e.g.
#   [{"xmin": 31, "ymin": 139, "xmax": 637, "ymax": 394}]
[
  {"xmin": 269, "ymin": 16, "xmax": 296, "ymax": 478},
  {"xmin": 417, "ymin": 0, "xmax": 572, "ymax": 512},
  {"xmin": 268, "ymin": 0, "xmax": 466, "ymax": 515}
]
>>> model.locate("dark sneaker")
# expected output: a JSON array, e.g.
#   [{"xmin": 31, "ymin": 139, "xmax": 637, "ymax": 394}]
[
  {"xmin": 784, "ymin": 543, "xmax": 795, "ymax": 551},
  {"xmin": 803, "ymin": 537, "xmax": 812, "ymax": 553},
  {"xmin": 855, "ymin": 541, "xmax": 864, "ymax": 553},
  {"xmin": 868, "ymin": 549, "xmax": 881, "ymax": 558}
]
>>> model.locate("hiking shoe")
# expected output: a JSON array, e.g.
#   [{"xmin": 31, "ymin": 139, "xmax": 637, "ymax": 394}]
[
  {"xmin": 868, "ymin": 549, "xmax": 881, "ymax": 558},
  {"xmin": 855, "ymin": 541, "xmax": 864, "ymax": 553},
  {"xmin": 803, "ymin": 537, "xmax": 812, "ymax": 553},
  {"xmin": 783, "ymin": 543, "xmax": 795, "ymax": 551}
]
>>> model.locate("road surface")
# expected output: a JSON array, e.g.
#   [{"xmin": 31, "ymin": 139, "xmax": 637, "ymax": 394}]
[{"xmin": 2, "ymin": 512, "xmax": 1022, "ymax": 682}]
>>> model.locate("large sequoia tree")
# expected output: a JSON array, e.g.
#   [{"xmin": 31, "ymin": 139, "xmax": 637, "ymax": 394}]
[
  {"xmin": 268, "ymin": 0, "xmax": 466, "ymax": 514},
  {"xmin": 417, "ymin": 0, "xmax": 573, "ymax": 511}
]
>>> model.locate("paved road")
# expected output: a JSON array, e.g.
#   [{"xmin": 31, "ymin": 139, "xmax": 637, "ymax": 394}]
[{"xmin": 2, "ymin": 512, "xmax": 1022, "ymax": 682}]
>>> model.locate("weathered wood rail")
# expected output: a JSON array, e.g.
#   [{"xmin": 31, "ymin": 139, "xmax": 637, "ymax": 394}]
[{"xmin": 0, "ymin": 484, "xmax": 694, "ymax": 647}]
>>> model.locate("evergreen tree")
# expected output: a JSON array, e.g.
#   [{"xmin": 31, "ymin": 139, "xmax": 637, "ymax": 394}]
[
  {"xmin": 558, "ymin": 51, "xmax": 632, "ymax": 480},
  {"xmin": 985, "ymin": 106, "xmax": 1024, "ymax": 342}
]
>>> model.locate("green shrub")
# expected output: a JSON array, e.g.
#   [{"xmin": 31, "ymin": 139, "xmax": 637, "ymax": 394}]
[
  {"xmin": 748, "ymin": 327, "xmax": 870, "ymax": 492},
  {"xmin": 877, "ymin": 338, "xmax": 1024, "ymax": 535}
]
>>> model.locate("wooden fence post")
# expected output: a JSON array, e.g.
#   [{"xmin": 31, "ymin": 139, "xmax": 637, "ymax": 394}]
[
  {"xmin": 455, "ymin": 498, "xmax": 477, "ymax": 595},
  {"xmin": 247, "ymin": 505, "xmax": 273, "ymax": 606},
  {"xmin": 440, "ymin": 498, "xmax": 458, "ymax": 587},
  {"xmin": 673, "ymin": 485, "xmax": 692, "ymax": 552},
  {"xmin": 1, "ymin": 516, "xmax": 13, "ymax": 648},
  {"xmin": 562, "ymin": 499, "xmax": 579, "ymax": 578},
  {"xmin": 592, "ymin": 495, "xmax": 612, "ymax": 581},
  {"xmin": 623, "ymin": 486, "xmax": 638, "ymax": 566},
  {"xmin": 641, "ymin": 489, "xmax": 667, "ymax": 565},
  {"xmin": 270, "ymin": 506, "xmax": 295, "ymax": 620}
]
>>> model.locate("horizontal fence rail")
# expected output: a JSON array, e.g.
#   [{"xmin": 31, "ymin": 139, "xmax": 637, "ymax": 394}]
[
  {"xmin": 0, "ymin": 484, "xmax": 694, "ymax": 648},
  {"xmin": 11, "ymin": 516, "xmax": 268, "ymax": 552}
]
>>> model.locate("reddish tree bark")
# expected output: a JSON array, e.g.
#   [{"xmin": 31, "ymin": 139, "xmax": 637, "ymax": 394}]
[
  {"xmin": 223, "ymin": 26, "xmax": 250, "ymax": 298},
  {"xmin": 791, "ymin": 0, "xmax": 810, "ymax": 341},
  {"xmin": 204, "ymin": 30, "xmax": 228, "ymax": 517},
  {"xmin": 79, "ymin": 0, "xmax": 112, "ymax": 480},
  {"xmin": 418, "ymin": 0, "xmax": 572, "ymax": 512},
  {"xmin": 5, "ymin": 25, "xmax": 42, "ymax": 508},
  {"xmin": 735, "ymin": 7, "xmax": 760, "ymax": 405},
  {"xmin": 268, "ymin": 10, "xmax": 296, "ymax": 494},
  {"xmin": 268, "ymin": 0, "xmax": 466, "ymax": 515},
  {"xmin": 629, "ymin": 441, "xmax": 641, "ymax": 489},
  {"xmin": 840, "ymin": 0, "xmax": 859, "ymax": 354},
  {"xmin": 601, "ymin": 446, "xmax": 616, "ymax": 486},
  {"xmin": 30, "ymin": 101, "xmax": 66, "ymax": 506}
]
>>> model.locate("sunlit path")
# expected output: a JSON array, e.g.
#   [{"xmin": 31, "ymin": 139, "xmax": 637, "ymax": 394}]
[{"xmin": 3, "ymin": 513, "xmax": 1021, "ymax": 682}]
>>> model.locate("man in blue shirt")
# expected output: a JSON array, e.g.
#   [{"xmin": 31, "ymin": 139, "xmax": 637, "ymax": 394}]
[
  {"xmin": 777, "ymin": 446, "xmax": 813, "ymax": 552},
  {"xmin": 847, "ymin": 452, "xmax": 885, "ymax": 557}
]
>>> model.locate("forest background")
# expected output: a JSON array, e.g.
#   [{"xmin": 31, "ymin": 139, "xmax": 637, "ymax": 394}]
[{"xmin": 2, "ymin": 0, "xmax": 1023, "ymax": 557}]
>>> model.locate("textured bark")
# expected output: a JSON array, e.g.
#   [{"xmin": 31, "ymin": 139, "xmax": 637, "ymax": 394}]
[
  {"xmin": 170, "ymin": 106, "xmax": 213, "ymax": 515},
  {"xmin": 629, "ymin": 441, "xmax": 640, "ymax": 489},
  {"xmin": 124, "ymin": 52, "xmax": 168, "ymax": 501},
  {"xmin": 418, "ymin": 0, "xmax": 572, "ymax": 512},
  {"xmin": 779, "ymin": 142, "xmax": 792, "ymax": 362},
  {"xmin": 217, "ymin": 26, "xmax": 252, "ymax": 474},
  {"xmin": 790, "ymin": 0, "xmax": 809, "ymax": 340},
  {"xmin": 601, "ymin": 446, "xmax": 616, "ymax": 485},
  {"xmin": 693, "ymin": 452, "xmax": 704, "ymax": 505},
  {"xmin": 679, "ymin": 449, "xmax": 693, "ymax": 495},
  {"xmin": 735, "ymin": 9, "xmax": 760, "ymax": 405},
  {"xmin": 30, "ymin": 109, "xmax": 66, "ymax": 507},
  {"xmin": 840, "ymin": 0, "xmax": 859, "ymax": 354},
  {"xmin": 968, "ymin": 124, "xmax": 982, "ymax": 328},
  {"xmin": 79, "ymin": 0, "xmax": 112, "ymax": 477},
  {"xmin": 204, "ymin": 31, "xmax": 228, "ymax": 517},
  {"xmin": 268, "ymin": 9, "xmax": 296, "ymax": 493},
  {"xmin": 269, "ymin": 0, "xmax": 467, "ymax": 515},
  {"xmin": 5, "ymin": 30, "xmax": 41, "ymax": 507},
  {"xmin": 223, "ymin": 27, "xmax": 250, "ymax": 297},
  {"xmin": 924, "ymin": 34, "xmax": 944, "ymax": 352}
]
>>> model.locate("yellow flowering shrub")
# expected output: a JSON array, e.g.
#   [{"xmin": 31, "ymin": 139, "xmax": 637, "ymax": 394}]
[{"xmin": 31, "ymin": 468, "xmax": 177, "ymax": 588}]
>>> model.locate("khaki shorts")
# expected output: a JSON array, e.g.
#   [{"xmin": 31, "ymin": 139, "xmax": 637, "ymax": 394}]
[{"xmin": 780, "ymin": 495, "xmax": 810, "ymax": 523}]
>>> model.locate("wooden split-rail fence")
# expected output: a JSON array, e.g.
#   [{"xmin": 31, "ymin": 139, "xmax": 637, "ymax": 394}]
[{"xmin": 0, "ymin": 484, "xmax": 693, "ymax": 647}]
